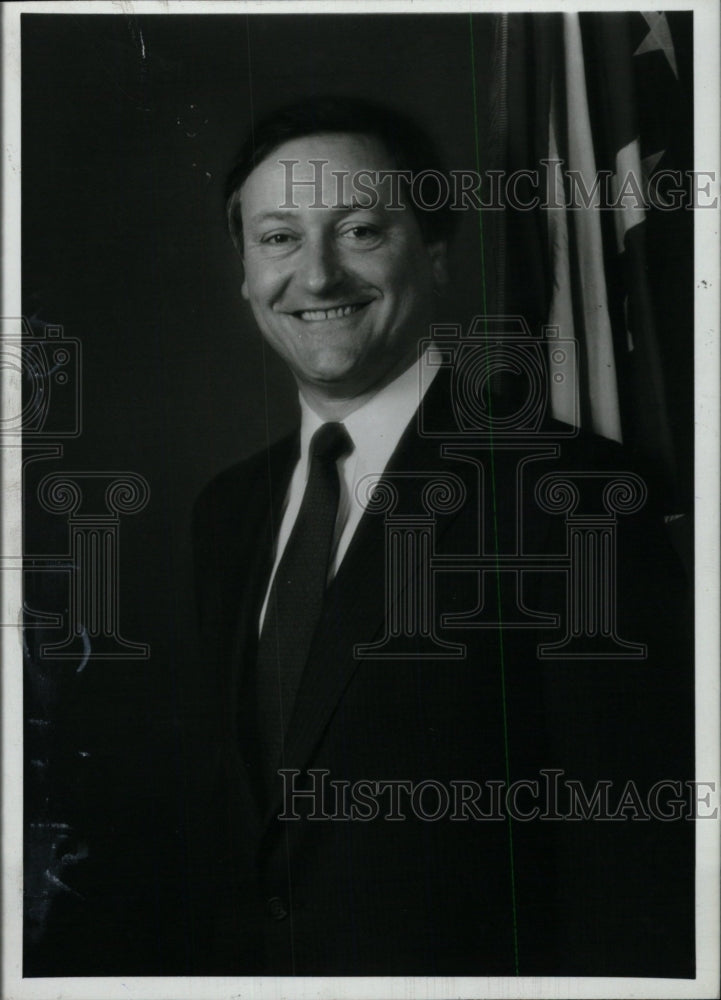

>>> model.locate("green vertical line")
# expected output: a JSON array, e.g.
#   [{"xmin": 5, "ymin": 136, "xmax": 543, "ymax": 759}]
[{"xmin": 468, "ymin": 12, "xmax": 520, "ymax": 975}]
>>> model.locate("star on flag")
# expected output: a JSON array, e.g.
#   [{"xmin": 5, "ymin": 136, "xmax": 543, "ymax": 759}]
[{"xmin": 634, "ymin": 12, "xmax": 679, "ymax": 79}]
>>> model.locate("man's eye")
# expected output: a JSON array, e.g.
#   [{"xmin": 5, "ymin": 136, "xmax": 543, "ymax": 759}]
[
  {"xmin": 342, "ymin": 225, "xmax": 380, "ymax": 241},
  {"xmin": 261, "ymin": 232, "xmax": 296, "ymax": 245}
]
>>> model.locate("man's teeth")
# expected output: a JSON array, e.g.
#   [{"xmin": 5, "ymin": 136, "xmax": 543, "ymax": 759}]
[{"xmin": 297, "ymin": 303, "xmax": 366, "ymax": 321}]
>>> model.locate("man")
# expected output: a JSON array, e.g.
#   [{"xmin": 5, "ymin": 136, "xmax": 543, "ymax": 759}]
[{"xmin": 191, "ymin": 96, "xmax": 693, "ymax": 977}]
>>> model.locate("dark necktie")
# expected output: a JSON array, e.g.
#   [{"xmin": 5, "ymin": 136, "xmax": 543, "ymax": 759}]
[{"xmin": 255, "ymin": 421, "xmax": 353, "ymax": 796}]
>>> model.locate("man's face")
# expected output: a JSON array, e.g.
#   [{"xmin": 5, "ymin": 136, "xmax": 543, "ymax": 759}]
[{"xmin": 239, "ymin": 132, "xmax": 447, "ymax": 402}]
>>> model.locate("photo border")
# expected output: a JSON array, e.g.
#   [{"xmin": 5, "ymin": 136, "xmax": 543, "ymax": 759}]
[{"xmin": 2, "ymin": 1, "xmax": 718, "ymax": 997}]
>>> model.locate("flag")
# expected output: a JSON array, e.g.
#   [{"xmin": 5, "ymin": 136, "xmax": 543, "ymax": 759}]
[{"xmin": 495, "ymin": 12, "xmax": 692, "ymax": 512}]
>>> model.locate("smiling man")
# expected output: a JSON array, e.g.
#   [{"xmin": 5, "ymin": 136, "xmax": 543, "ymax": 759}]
[
  {"xmin": 206, "ymin": 99, "xmax": 469, "ymax": 821},
  {"xmin": 237, "ymin": 131, "xmax": 447, "ymax": 416},
  {"xmin": 191, "ymin": 96, "xmax": 693, "ymax": 978}
]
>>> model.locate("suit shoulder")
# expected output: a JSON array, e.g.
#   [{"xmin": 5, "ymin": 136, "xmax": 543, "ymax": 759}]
[
  {"xmin": 547, "ymin": 423, "xmax": 672, "ymax": 515},
  {"xmin": 193, "ymin": 432, "xmax": 298, "ymax": 525},
  {"xmin": 551, "ymin": 424, "xmax": 626, "ymax": 468}
]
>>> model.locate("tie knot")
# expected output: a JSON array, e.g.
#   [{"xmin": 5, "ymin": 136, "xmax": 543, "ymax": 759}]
[{"xmin": 310, "ymin": 422, "xmax": 353, "ymax": 464}]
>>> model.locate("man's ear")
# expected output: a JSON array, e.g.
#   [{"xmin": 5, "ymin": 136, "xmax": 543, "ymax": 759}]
[
  {"xmin": 427, "ymin": 241, "xmax": 449, "ymax": 291},
  {"xmin": 240, "ymin": 259, "xmax": 249, "ymax": 301}
]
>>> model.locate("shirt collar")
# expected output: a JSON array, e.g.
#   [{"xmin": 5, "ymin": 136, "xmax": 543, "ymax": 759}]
[{"xmin": 297, "ymin": 350, "xmax": 439, "ymax": 473}]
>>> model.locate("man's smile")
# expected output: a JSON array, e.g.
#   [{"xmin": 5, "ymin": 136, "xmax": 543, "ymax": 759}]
[{"xmin": 286, "ymin": 301, "xmax": 373, "ymax": 322}]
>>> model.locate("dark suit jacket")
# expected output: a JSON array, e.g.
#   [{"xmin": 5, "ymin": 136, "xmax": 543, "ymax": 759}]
[{"xmin": 190, "ymin": 371, "xmax": 694, "ymax": 977}]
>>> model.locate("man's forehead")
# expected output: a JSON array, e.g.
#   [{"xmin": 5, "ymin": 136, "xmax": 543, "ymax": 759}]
[
  {"xmin": 255, "ymin": 131, "xmax": 394, "ymax": 172},
  {"xmin": 240, "ymin": 132, "xmax": 404, "ymax": 216}
]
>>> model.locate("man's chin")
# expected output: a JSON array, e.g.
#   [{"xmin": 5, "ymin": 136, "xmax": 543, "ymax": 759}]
[
  {"xmin": 292, "ymin": 347, "xmax": 418, "ymax": 403},
  {"xmin": 293, "ymin": 359, "xmax": 375, "ymax": 401},
  {"xmin": 288, "ymin": 348, "xmax": 357, "ymax": 381},
  {"xmin": 300, "ymin": 368, "xmax": 364, "ymax": 394}
]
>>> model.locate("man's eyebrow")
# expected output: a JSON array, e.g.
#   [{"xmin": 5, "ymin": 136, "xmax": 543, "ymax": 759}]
[
  {"xmin": 247, "ymin": 210, "xmax": 297, "ymax": 225},
  {"xmin": 248, "ymin": 200, "xmax": 379, "ymax": 225}
]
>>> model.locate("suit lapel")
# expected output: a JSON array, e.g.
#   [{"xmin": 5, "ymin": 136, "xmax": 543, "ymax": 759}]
[
  {"xmin": 228, "ymin": 432, "xmax": 298, "ymax": 829},
  {"xmin": 230, "ymin": 432, "xmax": 299, "ymax": 673},
  {"xmin": 265, "ymin": 372, "xmax": 475, "ymax": 822}
]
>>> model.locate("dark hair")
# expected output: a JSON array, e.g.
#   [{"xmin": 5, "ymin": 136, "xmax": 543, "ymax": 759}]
[{"xmin": 225, "ymin": 94, "xmax": 457, "ymax": 250}]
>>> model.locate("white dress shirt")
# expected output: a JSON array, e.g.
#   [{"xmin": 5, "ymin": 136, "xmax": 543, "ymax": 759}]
[{"xmin": 258, "ymin": 352, "xmax": 439, "ymax": 631}]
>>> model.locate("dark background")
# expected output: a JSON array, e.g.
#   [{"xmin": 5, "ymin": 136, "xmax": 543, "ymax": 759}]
[
  {"xmin": 21, "ymin": 11, "xmax": 503, "ymax": 973},
  {"xmin": 20, "ymin": 12, "xmax": 694, "ymax": 975},
  {"xmin": 21, "ymin": 10, "xmax": 505, "ymax": 682}
]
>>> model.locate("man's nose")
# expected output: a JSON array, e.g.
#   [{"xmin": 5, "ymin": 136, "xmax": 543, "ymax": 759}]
[{"xmin": 296, "ymin": 234, "xmax": 344, "ymax": 294}]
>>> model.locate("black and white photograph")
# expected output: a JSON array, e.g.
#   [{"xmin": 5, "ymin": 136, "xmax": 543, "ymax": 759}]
[{"xmin": 2, "ymin": 2, "xmax": 719, "ymax": 998}]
